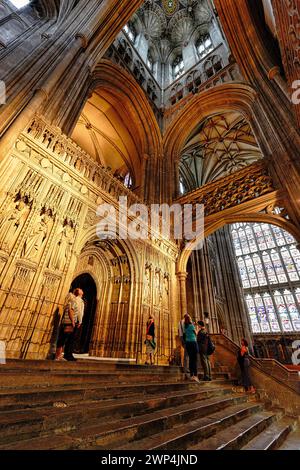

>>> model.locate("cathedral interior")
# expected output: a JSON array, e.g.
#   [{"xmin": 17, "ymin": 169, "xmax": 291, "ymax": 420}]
[{"xmin": 0, "ymin": 0, "xmax": 300, "ymax": 452}]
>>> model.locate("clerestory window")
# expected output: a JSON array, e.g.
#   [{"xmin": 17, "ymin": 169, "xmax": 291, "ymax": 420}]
[
  {"xmin": 173, "ymin": 56, "xmax": 184, "ymax": 80},
  {"xmin": 197, "ymin": 34, "xmax": 214, "ymax": 59},
  {"xmin": 123, "ymin": 24, "xmax": 136, "ymax": 43},
  {"xmin": 10, "ymin": 0, "xmax": 30, "ymax": 7}
]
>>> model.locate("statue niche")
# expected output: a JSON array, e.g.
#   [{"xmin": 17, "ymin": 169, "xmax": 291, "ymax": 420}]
[
  {"xmin": 48, "ymin": 220, "xmax": 75, "ymax": 271},
  {"xmin": 154, "ymin": 268, "xmax": 162, "ymax": 306},
  {"xmin": 21, "ymin": 208, "xmax": 53, "ymax": 262},
  {"xmin": 143, "ymin": 264, "xmax": 151, "ymax": 304},
  {"xmin": 0, "ymin": 196, "xmax": 30, "ymax": 253}
]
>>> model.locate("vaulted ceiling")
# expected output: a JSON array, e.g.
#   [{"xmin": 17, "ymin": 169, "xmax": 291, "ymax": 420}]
[
  {"xmin": 133, "ymin": 1, "xmax": 212, "ymax": 48},
  {"xmin": 71, "ymin": 90, "xmax": 140, "ymax": 183},
  {"xmin": 179, "ymin": 111, "xmax": 263, "ymax": 191}
]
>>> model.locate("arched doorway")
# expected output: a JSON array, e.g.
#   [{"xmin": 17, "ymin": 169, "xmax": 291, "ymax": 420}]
[{"xmin": 71, "ymin": 273, "xmax": 97, "ymax": 354}]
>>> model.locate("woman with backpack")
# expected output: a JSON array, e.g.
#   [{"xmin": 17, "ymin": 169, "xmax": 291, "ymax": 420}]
[
  {"xmin": 183, "ymin": 314, "xmax": 200, "ymax": 382},
  {"xmin": 197, "ymin": 320, "xmax": 212, "ymax": 381}
]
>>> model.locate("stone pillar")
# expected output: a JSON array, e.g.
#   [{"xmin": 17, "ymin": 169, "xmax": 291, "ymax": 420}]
[
  {"xmin": 0, "ymin": 34, "xmax": 85, "ymax": 162},
  {"xmin": 214, "ymin": 0, "xmax": 300, "ymax": 223},
  {"xmin": 188, "ymin": 246, "xmax": 219, "ymax": 333},
  {"xmin": 211, "ymin": 226, "xmax": 252, "ymax": 344},
  {"xmin": 177, "ymin": 271, "xmax": 188, "ymax": 317},
  {"xmin": 0, "ymin": 0, "xmax": 144, "ymax": 156}
]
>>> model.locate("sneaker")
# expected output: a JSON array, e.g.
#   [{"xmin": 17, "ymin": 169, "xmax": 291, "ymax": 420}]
[{"xmin": 191, "ymin": 376, "xmax": 200, "ymax": 383}]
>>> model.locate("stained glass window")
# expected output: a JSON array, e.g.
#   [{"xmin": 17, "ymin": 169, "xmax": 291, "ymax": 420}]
[
  {"xmin": 124, "ymin": 173, "xmax": 133, "ymax": 189},
  {"xmin": 231, "ymin": 222, "xmax": 300, "ymax": 333}
]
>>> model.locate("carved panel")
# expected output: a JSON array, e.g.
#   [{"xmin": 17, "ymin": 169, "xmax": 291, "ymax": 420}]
[{"xmin": 177, "ymin": 161, "xmax": 275, "ymax": 217}]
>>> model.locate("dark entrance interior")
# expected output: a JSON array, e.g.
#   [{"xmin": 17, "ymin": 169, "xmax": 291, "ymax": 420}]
[{"xmin": 71, "ymin": 273, "xmax": 97, "ymax": 354}]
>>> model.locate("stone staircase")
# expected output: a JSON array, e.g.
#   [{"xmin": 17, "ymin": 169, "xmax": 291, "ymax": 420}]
[{"xmin": 0, "ymin": 360, "xmax": 298, "ymax": 450}]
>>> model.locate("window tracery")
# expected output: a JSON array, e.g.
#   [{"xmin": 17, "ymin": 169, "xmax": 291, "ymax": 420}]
[
  {"xmin": 197, "ymin": 34, "xmax": 213, "ymax": 58},
  {"xmin": 173, "ymin": 55, "xmax": 185, "ymax": 79},
  {"xmin": 231, "ymin": 222, "xmax": 300, "ymax": 333}
]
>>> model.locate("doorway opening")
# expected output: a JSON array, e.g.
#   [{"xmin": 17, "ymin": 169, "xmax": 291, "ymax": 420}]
[{"xmin": 71, "ymin": 273, "xmax": 97, "ymax": 354}]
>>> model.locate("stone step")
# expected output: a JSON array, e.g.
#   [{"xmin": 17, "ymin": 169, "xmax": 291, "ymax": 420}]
[
  {"xmin": 4, "ymin": 359, "xmax": 179, "ymax": 372},
  {"xmin": 0, "ymin": 371, "xmax": 230, "ymax": 390},
  {"xmin": 0, "ymin": 384, "xmax": 235, "ymax": 445},
  {"xmin": 0, "ymin": 368, "xmax": 183, "ymax": 380},
  {"xmin": 189, "ymin": 411, "xmax": 279, "ymax": 449},
  {"xmin": 1, "ymin": 393, "xmax": 252, "ymax": 450},
  {"xmin": 115, "ymin": 401, "xmax": 262, "ymax": 450},
  {"xmin": 75, "ymin": 394, "xmax": 256, "ymax": 450},
  {"xmin": 4, "ymin": 359, "xmax": 232, "ymax": 375},
  {"xmin": 241, "ymin": 418, "xmax": 294, "ymax": 450},
  {"xmin": 0, "ymin": 381, "xmax": 233, "ymax": 411},
  {"xmin": 277, "ymin": 428, "xmax": 300, "ymax": 450}
]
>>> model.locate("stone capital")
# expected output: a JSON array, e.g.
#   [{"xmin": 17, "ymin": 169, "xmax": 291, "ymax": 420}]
[
  {"xmin": 267, "ymin": 66, "xmax": 280, "ymax": 81},
  {"xmin": 176, "ymin": 271, "xmax": 188, "ymax": 281}
]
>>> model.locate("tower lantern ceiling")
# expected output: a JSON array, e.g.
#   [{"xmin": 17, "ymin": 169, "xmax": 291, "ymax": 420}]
[{"xmin": 118, "ymin": 0, "xmax": 217, "ymax": 91}]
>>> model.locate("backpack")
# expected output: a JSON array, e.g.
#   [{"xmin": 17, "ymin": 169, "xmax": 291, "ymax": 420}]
[{"xmin": 206, "ymin": 335, "xmax": 215, "ymax": 356}]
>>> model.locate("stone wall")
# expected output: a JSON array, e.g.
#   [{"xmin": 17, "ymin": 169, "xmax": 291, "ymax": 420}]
[{"xmin": 0, "ymin": 116, "xmax": 179, "ymax": 361}]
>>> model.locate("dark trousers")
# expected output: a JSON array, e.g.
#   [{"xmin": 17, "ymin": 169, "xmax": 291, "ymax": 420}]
[
  {"xmin": 64, "ymin": 327, "xmax": 78, "ymax": 359},
  {"xmin": 57, "ymin": 326, "xmax": 72, "ymax": 349},
  {"xmin": 240, "ymin": 358, "xmax": 252, "ymax": 390},
  {"xmin": 199, "ymin": 352, "xmax": 211, "ymax": 379},
  {"xmin": 186, "ymin": 341, "xmax": 198, "ymax": 377}
]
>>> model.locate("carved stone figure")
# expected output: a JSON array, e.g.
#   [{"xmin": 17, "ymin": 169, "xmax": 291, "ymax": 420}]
[
  {"xmin": 48, "ymin": 223, "xmax": 75, "ymax": 271},
  {"xmin": 143, "ymin": 265, "xmax": 151, "ymax": 304},
  {"xmin": 21, "ymin": 210, "xmax": 52, "ymax": 261},
  {"xmin": 0, "ymin": 199, "xmax": 29, "ymax": 252},
  {"xmin": 163, "ymin": 274, "xmax": 169, "ymax": 307},
  {"xmin": 154, "ymin": 269, "xmax": 161, "ymax": 305}
]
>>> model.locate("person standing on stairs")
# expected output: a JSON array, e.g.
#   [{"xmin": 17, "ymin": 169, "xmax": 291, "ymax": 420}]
[
  {"xmin": 237, "ymin": 338, "xmax": 256, "ymax": 394},
  {"xmin": 54, "ymin": 289, "xmax": 79, "ymax": 361},
  {"xmin": 64, "ymin": 288, "xmax": 85, "ymax": 361},
  {"xmin": 145, "ymin": 315, "xmax": 156, "ymax": 365},
  {"xmin": 183, "ymin": 314, "xmax": 200, "ymax": 383},
  {"xmin": 178, "ymin": 315, "xmax": 189, "ymax": 379},
  {"xmin": 197, "ymin": 320, "xmax": 212, "ymax": 381}
]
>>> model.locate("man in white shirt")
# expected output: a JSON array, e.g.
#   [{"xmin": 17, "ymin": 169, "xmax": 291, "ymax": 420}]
[
  {"xmin": 64, "ymin": 288, "xmax": 85, "ymax": 361},
  {"xmin": 178, "ymin": 316, "xmax": 189, "ymax": 378}
]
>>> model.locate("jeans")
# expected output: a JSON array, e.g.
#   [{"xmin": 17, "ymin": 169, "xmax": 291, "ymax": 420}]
[{"xmin": 185, "ymin": 341, "xmax": 198, "ymax": 377}]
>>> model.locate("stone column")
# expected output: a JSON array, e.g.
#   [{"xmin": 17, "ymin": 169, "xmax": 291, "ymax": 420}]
[
  {"xmin": 0, "ymin": 34, "xmax": 85, "ymax": 162},
  {"xmin": 177, "ymin": 271, "xmax": 188, "ymax": 318},
  {"xmin": 214, "ymin": 0, "xmax": 300, "ymax": 223}
]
